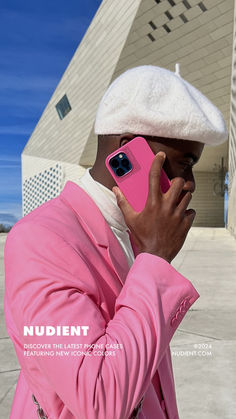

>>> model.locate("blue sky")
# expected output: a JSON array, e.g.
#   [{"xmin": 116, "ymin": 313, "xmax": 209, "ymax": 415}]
[{"xmin": 0, "ymin": 0, "xmax": 102, "ymax": 226}]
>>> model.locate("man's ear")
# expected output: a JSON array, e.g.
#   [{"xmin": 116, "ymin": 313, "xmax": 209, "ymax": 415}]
[{"xmin": 119, "ymin": 133, "xmax": 136, "ymax": 147}]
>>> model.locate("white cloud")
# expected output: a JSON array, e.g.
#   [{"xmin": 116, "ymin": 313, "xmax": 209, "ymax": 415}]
[
  {"xmin": 0, "ymin": 155, "xmax": 21, "ymax": 168},
  {"xmin": 0, "ymin": 201, "xmax": 22, "ymax": 226},
  {"xmin": 0, "ymin": 212, "xmax": 21, "ymax": 226},
  {"xmin": 0, "ymin": 74, "xmax": 59, "ymax": 92},
  {"xmin": 0, "ymin": 126, "xmax": 33, "ymax": 135},
  {"xmin": 0, "ymin": 155, "xmax": 21, "ymax": 162},
  {"xmin": 0, "ymin": 165, "xmax": 21, "ymax": 195}
]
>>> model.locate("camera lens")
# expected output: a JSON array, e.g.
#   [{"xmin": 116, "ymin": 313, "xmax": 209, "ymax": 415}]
[
  {"xmin": 121, "ymin": 158, "xmax": 130, "ymax": 169},
  {"xmin": 110, "ymin": 158, "xmax": 119, "ymax": 168},
  {"xmin": 116, "ymin": 168, "xmax": 125, "ymax": 176}
]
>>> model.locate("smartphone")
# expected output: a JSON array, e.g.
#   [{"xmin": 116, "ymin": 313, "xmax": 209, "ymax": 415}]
[{"xmin": 105, "ymin": 136, "xmax": 171, "ymax": 213}]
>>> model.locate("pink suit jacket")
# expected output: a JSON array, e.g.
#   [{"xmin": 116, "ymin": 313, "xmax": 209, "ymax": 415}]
[{"xmin": 4, "ymin": 180, "xmax": 200, "ymax": 419}]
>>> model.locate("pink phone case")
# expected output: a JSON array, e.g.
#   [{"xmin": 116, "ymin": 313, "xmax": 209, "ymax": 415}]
[{"xmin": 105, "ymin": 136, "xmax": 171, "ymax": 212}]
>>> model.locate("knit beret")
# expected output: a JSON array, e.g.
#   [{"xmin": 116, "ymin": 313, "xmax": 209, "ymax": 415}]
[{"xmin": 94, "ymin": 65, "xmax": 228, "ymax": 146}]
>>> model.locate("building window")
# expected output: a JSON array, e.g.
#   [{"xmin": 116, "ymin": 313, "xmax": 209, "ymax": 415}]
[
  {"xmin": 180, "ymin": 13, "xmax": 188, "ymax": 23},
  {"xmin": 163, "ymin": 24, "xmax": 171, "ymax": 33},
  {"xmin": 165, "ymin": 11, "xmax": 173, "ymax": 20},
  {"xmin": 149, "ymin": 20, "xmax": 157, "ymax": 30},
  {"xmin": 56, "ymin": 94, "xmax": 72, "ymax": 120},
  {"xmin": 198, "ymin": 2, "xmax": 207, "ymax": 12},
  {"xmin": 183, "ymin": 0, "xmax": 191, "ymax": 9},
  {"xmin": 148, "ymin": 33, "xmax": 156, "ymax": 42}
]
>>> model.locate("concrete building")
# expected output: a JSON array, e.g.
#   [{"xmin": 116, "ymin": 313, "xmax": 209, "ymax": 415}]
[
  {"xmin": 22, "ymin": 0, "xmax": 235, "ymax": 230},
  {"xmin": 228, "ymin": 1, "xmax": 236, "ymax": 237}
]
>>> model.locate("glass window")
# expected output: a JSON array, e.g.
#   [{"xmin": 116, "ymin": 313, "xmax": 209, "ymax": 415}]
[{"xmin": 56, "ymin": 94, "xmax": 72, "ymax": 120}]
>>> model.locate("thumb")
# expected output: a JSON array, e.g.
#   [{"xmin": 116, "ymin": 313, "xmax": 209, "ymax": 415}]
[{"xmin": 112, "ymin": 186, "xmax": 135, "ymax": 221}]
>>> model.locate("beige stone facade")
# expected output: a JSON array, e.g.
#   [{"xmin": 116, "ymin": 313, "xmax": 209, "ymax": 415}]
[
  {"xmin": 228, "ymin": 0, "xmax": 236, "ymax": 237},
  {"xmin": 22, "ymin": 0, "xmax": 235, "ymax": 229}
]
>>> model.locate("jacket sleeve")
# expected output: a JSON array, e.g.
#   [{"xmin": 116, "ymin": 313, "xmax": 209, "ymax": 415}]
[{"xmin": 4, "ymin": 221, "xmax": 200, "ymax": 419}]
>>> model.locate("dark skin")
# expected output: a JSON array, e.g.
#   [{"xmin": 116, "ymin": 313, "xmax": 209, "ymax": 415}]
[{"xmin": 90, "ymin": 133, "xmax": 204, "ymax": 263}]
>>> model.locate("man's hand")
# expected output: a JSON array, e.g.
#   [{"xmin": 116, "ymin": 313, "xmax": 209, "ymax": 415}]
[{"xmin": 112, "ymin": 152, "xmax": 196, "ymax": 263}]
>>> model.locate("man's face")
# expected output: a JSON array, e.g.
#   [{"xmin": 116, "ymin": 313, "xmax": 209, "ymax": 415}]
[{"xmin": 144, "ymin": 136, "xmax": 204, "ymax": 195}]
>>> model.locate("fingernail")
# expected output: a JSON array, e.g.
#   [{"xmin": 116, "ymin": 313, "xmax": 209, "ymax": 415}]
[
  {"xmin": 158, "ymin": 151, "xmax": 166, "ymax": 158},
  {"xmin": 112, "ymin": 187, "xmax": 120, "ymax": 197}
]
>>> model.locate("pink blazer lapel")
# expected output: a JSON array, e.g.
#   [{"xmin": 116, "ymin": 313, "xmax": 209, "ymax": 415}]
[{"xmin": 60, "ymin": 180, "xmax": 131, "ymax": 286}]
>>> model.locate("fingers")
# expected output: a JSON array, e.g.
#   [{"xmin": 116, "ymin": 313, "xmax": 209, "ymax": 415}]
[
  {"xmin": 164, "ymin": 177, "xmax": 185, "ymax": 207},
  {"xmin": 183, "ymin": 208, "xmax": 196, "ymax": 231},
  {"xmin": 176, "ymin": 192, "xmax": 196, "ymax": 233},
  {"xmin": 177, "ymin": 191, "xmax": 193, "ymax": 213},
  {"xmin": 112, "ymin": 187, "xmax": 136, "ymax": 223},
  {"xmin": 146, "ymin": 152, "xmax": 166, "ymax": 208}
]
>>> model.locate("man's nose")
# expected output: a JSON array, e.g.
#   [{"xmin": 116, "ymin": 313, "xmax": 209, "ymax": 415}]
[{"xmin": 182, "ymin": 178, "xmax": 196, "ymax": 194}]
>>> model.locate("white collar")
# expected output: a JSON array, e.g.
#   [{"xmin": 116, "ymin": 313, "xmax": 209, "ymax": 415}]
[{"xmin": 78, "ymin": 168, "xmax": 128, "ymax": 233}]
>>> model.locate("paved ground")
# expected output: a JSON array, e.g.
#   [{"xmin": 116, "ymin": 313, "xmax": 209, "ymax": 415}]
[{"xmin": 0, "ymin": 227, "xmax": 236, "ymax": 418}]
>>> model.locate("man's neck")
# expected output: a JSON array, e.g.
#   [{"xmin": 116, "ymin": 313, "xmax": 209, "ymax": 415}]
[{"xmin": 89, "ymin": 163, "xmax": 116, "ymax": 191}]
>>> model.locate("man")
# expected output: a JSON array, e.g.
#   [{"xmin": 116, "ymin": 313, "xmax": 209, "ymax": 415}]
[{"xmin": 4, "ymin": 65, "xmax": 227, "ymax": 419}]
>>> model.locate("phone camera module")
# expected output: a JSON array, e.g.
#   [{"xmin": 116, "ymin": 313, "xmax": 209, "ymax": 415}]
[
  {"xmin": 110, "ymin": 158, "xmax": 119, "ymax": 168},
  {"xmin": 116, "ymin": 168, "xmax": 125, "ymax": 176},
  {"xmin": 109, "ymin": 152, "xmax": 132, "ymax": 177},
  {"xmin": 121, "ymin": 158, "xmax": 130, "ymax": 169}
]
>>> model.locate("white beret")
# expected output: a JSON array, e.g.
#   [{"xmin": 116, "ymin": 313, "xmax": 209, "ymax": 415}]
[{"xmin": 94, "ymin": 65, "xmax": 228, "ymax": 146}]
